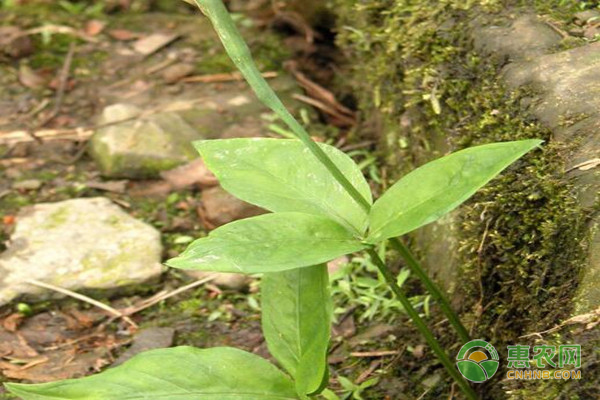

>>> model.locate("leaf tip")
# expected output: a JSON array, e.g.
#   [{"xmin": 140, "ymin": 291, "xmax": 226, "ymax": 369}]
[{"xmin": 191, "ymin": 139, "xmax": 208, "ymax": 154}]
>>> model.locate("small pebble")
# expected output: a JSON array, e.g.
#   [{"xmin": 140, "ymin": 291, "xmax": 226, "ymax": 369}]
[{"xmin": 12, "ymin": 179, "xmax": 42, "ymax": 191}]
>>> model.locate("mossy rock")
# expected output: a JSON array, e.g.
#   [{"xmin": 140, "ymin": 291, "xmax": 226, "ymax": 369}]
[
  {"xmin": 0, "ymin": 197, "xmax": 163, "ymax": 306},
  {"xmin": 89, "ymin": 104, "xmax": 207, "ymax": 179},
  {"xmin": 333, "ymin": 1, "xmax": 598, "ymax": 398}
]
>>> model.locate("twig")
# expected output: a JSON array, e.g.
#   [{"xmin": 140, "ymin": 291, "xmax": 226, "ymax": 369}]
[
  {"xmin": 21, "ymin": 25, "xmax": 98, "ymax": 43},
  {"xmin": 1, "ymin": 99, "xmax": 208, "ymax": 145},
  {"xmin": 292, "ymin": 93, "xmax": 355, "ymax": 127},
  {"xmin": 565, "ymin": 158, "xmax": 600, "ymax": 173},
  {"xmin": 181, "ymin": 71, "xmax": 277, "ymax": 83},
  {"xmin": 38, "ymin": 42, "xmax": 76, "ymax": 128},
  {"xmin": 448, "ymin": 383, "xmax": 456, "ymax": 400},
  {"xmin": 417, "ymin": 388, "xmax": 431, "ymax": 400},
  {"xmin": 355, "ymin": 360, "xmax": 381, "ymax": 384},
  {"xmin": 350, "ymin": 350, "xmax": 401, "ymax": 358},
  {"xmin": 26, "ymin": 99, "xmax": 50, "ymax": 119},
  {"xmin": 24, "ymin": 279, "xmax": 138, "ymax": 329},
  {"xmin": 542, "ymin": 18, "xmax": 570, "ymax": 39},
  {"xmin": 119, "ymin": 274, "xmax": 218, "ymax": 317},
  {"xmin": 18, "ymin": 357, "xmax": 49, "ymax": 371},
  {"xmin": 340, "ymin": 140, "xmax": 375, "ymax": 152},
  {"xmin": 519, "ymin": 306, "xmax": 600, "ymax": 338},
  {"xmin": 146, "ymin": 57, "xmax": 177, "ymax": 75}
]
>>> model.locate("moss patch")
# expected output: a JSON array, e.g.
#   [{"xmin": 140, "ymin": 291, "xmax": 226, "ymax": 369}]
[{"xmin": 334, "ymin": 0, "xmax": 594, "ymax": 398}]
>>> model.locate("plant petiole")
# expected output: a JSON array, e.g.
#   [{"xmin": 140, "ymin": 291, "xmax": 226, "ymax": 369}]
[{"xmin": 366, "ymin": 249, "xmax": 479, "ymax": 400}]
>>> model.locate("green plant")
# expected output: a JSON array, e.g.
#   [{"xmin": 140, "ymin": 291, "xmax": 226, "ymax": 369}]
[
  {"xmin": 5, "ymin": 1, "xmax": 541, "ymax": 399},
  {"xmin": 58, "ymin": 0, "xmax": 104, "ymax": 16},
  {"xmin": 330, "ymin": 248, "xmax": 427, "ymax": 323},
  {"xmin": 321, "ymin": 376, "xmax": 380, "ymax": 400}
]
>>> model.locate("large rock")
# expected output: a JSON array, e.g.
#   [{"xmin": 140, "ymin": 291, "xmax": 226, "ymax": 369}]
[
  {"xmin": 500, "ymin": 41, "xmax": 600, "ymax": 314},
  {"xmin": 89, "ymin": 75, "xmax": 310, "ymax": 179},
  {"xmin": 473, "ymin": 15, "xmax": 563, "ymax": 63},
  {"xmin": 89, "ymin": 104, "xmax": 205, "ymax": 179},
  {"xmin": 0, "ymin": 197, "xmax": 163, "ymax": 305}
]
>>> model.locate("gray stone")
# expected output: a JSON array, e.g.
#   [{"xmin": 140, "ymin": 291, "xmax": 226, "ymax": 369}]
[
  {"xmin": 503, "ymin": 42, "xmax": 600, "ymax": 133},
  {"xmin": 89, "ymin": 103, "xmax": 205, "ymax": 178},
  {"xmin": 500, "ymin": 42, "xmax": 600, "ymax": 313},
  {"xmin": 0, "ymin": 197, "xmax": 163, "ymax": 306},
  {"xmin": 473, "ymin": 15, "xmax": 562, "ymax": 62},
  {"xmin": 574, "ymin": 221, "xmax": 600, "ymax": 314},
  {"xmin": 12, "ymin": 179, "xmax": 42, "ymax": 191},
  {"xmin": 415, "ymin": 210, "xmax": 462, "ymax": 303},
  {"xmin": 89, "ymin": 74, "xmax": 312, "ymax": 180}
]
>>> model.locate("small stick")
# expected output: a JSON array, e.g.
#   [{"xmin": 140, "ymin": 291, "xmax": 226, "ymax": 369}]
[
  {"xmin": 181, "ymin": 71, "xmax": 277, "ymax": 83},
  {"xmin": 292, "ymin": 93, "xmax": 355, "ymax": 126},
  {"xmin": 355, "ymin": 360, "xmax": 381, "ymax": 384},
  {"xmin": 119, "ymin": 274, "xmax": 218, "ymax": 316},
  {"xmin": 18, "ymin": 357, "xmax": 49, "ymax": 371},
  {"xmin": 38, "ymin": 42, "xmax": 76, "ymax": 128},
  {"xmin": 350, "ymin": 350, "xmax": 401, "ymax": 358},
  {"xmin": 0, "ymin": 99, "xmax": 206, "ymax": 145},
  {"xmin": 24, "ymin": 279, "xmax": 138, "ymax": 329},
  {"xmin": 21, "ymin": 25, "xmax": 98, "ymax": 43}
]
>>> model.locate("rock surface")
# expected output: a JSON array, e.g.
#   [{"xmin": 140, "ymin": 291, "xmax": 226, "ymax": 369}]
[
  {"xmin": 497, "ymin": 33, "xmax": 600, "ymax": 314},
  {"xmin": 0, "ymin": 197, "xmax": 163, "ymax": 306},
  {"xmin": 89, "ymin": 104, "xmax": 204, "ymax": 178},
  {"xmin": 89, "ymin": 75, "xmax": 309, "ymax": 179},
  {"xmin": 473, "ymin": 15, "xmax": 562, "ymax": 62}
]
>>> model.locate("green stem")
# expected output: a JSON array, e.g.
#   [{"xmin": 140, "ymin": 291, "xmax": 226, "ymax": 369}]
[
  {"xmin": 366, "ymin": 249, "xmax": 479, "ymax": 400},
  {"xmin": 193, "ymin": 0, "xmax": 371, "ymax": 213},
  {"xmin": 193, "ymin": 0, "xmax": 474, "ymax": 396},
  {"xmin": 193, "ymin": 2, "xmax": 470, "ymax": 341},
  {"xmin": 389, "ymin": 238, "xmax": 471, "ymax": 343}
]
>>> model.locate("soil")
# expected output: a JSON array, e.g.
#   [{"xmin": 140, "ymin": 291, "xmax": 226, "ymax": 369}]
[{"xmin": 0, "ymin": 2, "xmax": 425, "ymax": 399}]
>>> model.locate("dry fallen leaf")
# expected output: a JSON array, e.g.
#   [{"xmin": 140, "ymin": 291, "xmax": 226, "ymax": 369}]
[
  {"xmin": 18, "ymin": 65, "xmax": 47, "ymax": 89},
  {"xmin": 2, "ymin": 314, "xmax": 24, "ymax": 333},
  {"xmin": 160, "ymin": 159, "xmax": 218, "ymax": 189},
  {"xmin": 0, "ymin": 26, "xmax": 33, "ymax": 58},
  {"xmin": 132, "ymin": 33, "xmax": 179, "ymax": 56},
  {"xmin": 162, "ymin": 63, "xmax": 195, "ymax": 84},
  {"xmin": 84, "ymin": 20, "xmax": 106, "ymax": 37},
  {"xmin": 108, "ymin": 29, "xmax": 139, "ymax": 41}
]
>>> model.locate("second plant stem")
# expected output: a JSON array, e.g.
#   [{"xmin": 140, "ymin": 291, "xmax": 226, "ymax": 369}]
[
  {"xmin": 366, "ymin": 249, "xmax": 478, "ymax": 400},
  {"xmin": 389, "ymin": 238, "xmax": 470, "ymax": 343}
]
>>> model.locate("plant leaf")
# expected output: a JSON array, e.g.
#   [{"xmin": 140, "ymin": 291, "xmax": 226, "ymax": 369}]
[
  {"xmin": 167, "ymin": 212, "xmax": 366, "ymax": 274},
  {"xmin": 195, "ymin": 138, "xmax": 372, "ymax": 234},
  {"xmin": 262, "ymin": 265, "xmax": 331, "ymax": 397},
  {"xmin": 5, "ymin": 346, "xmax": 298, "ymax": 400},
  {"xmin": 367, "ymin": 139, "xmax": 542, "ymax": 243}
]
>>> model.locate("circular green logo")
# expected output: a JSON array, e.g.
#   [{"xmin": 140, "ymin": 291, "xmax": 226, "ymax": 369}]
[{"xmin": 456, "ymin": 340, "xmax": 500, "ymax": 383}]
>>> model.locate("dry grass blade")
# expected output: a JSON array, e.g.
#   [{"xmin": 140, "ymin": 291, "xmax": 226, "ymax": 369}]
[
  {"xmin": 119, "ymin": 274, "xmax": 218, "ymax": 317},
  {"xmin": 24, "ymin": 279, "xmax": 138, "ymax": 329}
]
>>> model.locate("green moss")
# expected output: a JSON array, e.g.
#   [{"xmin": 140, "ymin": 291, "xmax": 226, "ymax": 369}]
[
  {"xmin": 42, "ymin": 206, "xmax": 69, "ymax": 229},
  {"xmin": 334, "ymin": 0, "xmax": 593, "ymax": 398}
]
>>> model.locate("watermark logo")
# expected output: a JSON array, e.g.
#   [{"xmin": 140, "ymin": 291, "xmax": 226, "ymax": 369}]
[
  {"xmin": 456, "ymin": 340, "xmax": 500, "ymax": 382},
  {"xmin": 506, "ymin": 344, "xmax": 581, "ymax": 380}
]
